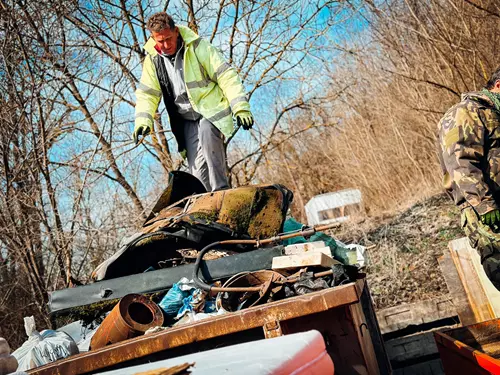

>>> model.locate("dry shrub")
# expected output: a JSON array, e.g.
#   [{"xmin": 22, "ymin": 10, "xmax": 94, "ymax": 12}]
[{"xmin": 258, "ymin": 0, "xmax": 500, "ymax": 218}]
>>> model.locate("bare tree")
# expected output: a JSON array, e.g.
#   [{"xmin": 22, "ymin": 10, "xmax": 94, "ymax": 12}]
[{"xmin": 0, "ymin": 0, "xmax": 360, "ymax": 346}]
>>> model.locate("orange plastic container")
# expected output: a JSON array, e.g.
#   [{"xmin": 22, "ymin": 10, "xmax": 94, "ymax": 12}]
[{"xmin": 435, "ymin": 318, "xmax": 500, "ymax": 374}]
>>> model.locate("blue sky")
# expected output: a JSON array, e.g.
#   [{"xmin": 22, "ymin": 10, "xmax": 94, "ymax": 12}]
[{"xmin": 44, "ymin": 0, "xmax": 369, "ymax": 232}]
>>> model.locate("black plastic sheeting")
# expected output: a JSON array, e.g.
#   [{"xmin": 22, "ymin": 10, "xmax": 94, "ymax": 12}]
[{"xmin": 48, "ymin": 246, "xmax": 284, "ymax": 316}]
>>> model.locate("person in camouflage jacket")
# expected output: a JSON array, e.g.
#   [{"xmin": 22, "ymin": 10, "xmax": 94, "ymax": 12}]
[{"xmin": 438, "ymin": 67, "xmax": 500, "ymax": 290}]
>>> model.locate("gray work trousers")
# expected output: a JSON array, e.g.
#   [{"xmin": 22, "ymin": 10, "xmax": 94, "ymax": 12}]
[{"xmin": 183, "ymin": 118, "xmax": 229, "ymax": 191}]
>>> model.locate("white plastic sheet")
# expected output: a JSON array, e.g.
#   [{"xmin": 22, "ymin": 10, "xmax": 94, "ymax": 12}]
[
  {"xmin": 12, "ymin": 316, "xmax": 79, "ymax": 371},
  {"xmin": 346, "ymin": 244, "xmax": 366, "ymax": 268}
]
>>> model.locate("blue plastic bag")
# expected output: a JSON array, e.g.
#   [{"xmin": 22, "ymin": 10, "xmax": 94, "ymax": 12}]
[
  {"xmin": 159, "ymin": 281, "xmax": 194, "ymax": 318},
  {"xmin": 176, "ymin": 289, "xmax": 210, "ymax": 318}
]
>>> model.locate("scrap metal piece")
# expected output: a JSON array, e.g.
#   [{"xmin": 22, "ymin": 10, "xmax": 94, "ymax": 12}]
[
  {"xmin": 263, "ymin": 320, "xmax": 283, "ymax": 339},
  {"xmin": 90, "ymin": 294, "xmax": 164, "ymax": 350},
  {"xmin": 30, "ymin": 281, "xmax": 364, "ymax": 375},
  {"xmin": 216, "ymin": 270, "xmax": 285, "ymax": 312},
  {"xmin": 49, "ymin": 246, "xmax": 284, "ymax": 317}
]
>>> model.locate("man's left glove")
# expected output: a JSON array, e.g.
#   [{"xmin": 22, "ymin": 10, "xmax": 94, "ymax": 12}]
[
  {"xmin": 133, "ymin": 124, "xmax": 151, "ymax": 145},
  {"xmin": 481, "ymin": 209, "xmax": 500, "ymax": 226},
  {"xmin": 235, "ymin": 110, "xmax": 254, "ymax": 130}
]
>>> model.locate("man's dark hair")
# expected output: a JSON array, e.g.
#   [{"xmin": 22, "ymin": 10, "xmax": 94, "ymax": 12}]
[
  {"xmin": 485, "ymin": 67, "xmax": 500, "ymax": 89},
  {"xmin": 147, "ymin": 12, "xmax": 175, "ymax": 33}
]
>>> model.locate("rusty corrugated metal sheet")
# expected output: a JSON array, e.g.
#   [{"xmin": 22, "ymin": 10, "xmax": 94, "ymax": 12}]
[
  {"xmin": 90, "ymin": 294, "xmax": 164, "ymax": 350},
  {"xmin": 29, "ymin": 280, "xmax": 363, "ymax": 375}
]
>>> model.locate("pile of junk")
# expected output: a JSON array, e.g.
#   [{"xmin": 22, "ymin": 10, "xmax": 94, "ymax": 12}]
[{"xmin": 7, "ymin": 172, "xmax": 366, "ymax": 373}]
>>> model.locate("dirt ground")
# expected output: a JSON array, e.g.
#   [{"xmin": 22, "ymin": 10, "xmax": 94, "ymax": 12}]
[{"xmin": 332, "ymin": 193, "xmax": 463, "ymax": 310}]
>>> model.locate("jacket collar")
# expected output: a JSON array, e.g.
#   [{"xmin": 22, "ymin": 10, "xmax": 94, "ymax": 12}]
[
  {"xmin": 143, "ymin": 25, "xmax": 199, "ymax": 57},
  {"xmin": 462, "ymin": 91, "xmax": 497, "ymax": 109}
]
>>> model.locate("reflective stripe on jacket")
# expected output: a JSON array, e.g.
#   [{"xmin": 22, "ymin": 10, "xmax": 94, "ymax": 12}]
[{"xmin": 135, "ymin": 25, "xmax": 251, "ymax": 151}]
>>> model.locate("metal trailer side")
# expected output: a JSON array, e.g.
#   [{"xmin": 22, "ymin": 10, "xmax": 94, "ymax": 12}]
[{"xmin": 31, "ymin": 278, "xmax": 391, "ymax": 375}]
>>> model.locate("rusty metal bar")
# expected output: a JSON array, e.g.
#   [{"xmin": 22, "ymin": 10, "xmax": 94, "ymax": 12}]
[{"xmin": 29, "ymin": 280, "xmax": 363, "ymax": 375}]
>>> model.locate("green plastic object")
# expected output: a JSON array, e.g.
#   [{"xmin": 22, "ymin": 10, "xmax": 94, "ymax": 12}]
[{"xmin": 282, "ymin": 218, "xmax": 352, "ymax": 265}]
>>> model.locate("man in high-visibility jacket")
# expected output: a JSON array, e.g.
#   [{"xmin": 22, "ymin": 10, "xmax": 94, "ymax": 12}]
[{"xmin": 134, "ymin": 12, "xmax": 254, "ymax": 191}]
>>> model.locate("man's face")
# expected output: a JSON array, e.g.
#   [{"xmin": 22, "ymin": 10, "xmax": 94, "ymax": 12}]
[
  {"xmin": 152, "ymin": 27, "xmax": 179, "ymax": 56},
  {"xmin": 492, "ymin": 80, "xmax": 500, "ymax": 94}
]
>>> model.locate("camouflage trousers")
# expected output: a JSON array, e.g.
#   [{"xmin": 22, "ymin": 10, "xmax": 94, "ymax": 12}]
[{"xmin": 461, "ymin": 206, "xmax": 500, "ymax": 291}]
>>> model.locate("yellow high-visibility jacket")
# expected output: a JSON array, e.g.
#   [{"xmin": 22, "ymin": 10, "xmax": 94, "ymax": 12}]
[{"xmin": 135, "ymin": 25, "xmax": 251, "ymax": 152}]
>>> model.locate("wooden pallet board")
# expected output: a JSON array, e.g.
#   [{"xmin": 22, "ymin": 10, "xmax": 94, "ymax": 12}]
[{"xmin": 376, "ymin": 296, "xmax": 456, "ymax": 334}]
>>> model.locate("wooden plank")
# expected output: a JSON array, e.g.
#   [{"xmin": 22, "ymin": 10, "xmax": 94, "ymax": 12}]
[
  {"xmin": 438, "ymin": 249, "xmax": 477, "ymax": 326},
  {"xmin": 376, "ymin": 296, "xmax": 456, "ymax": 334},
  {"xmin": 285, "ymin": 246, "xmax": 332, "ymax": 256},
  {"xmin": 448, "ymin": 238, "xmax": 495, "ymax": 323},
  {"xmin": 271, "ymin": 252, "xmax": 338, "ymax": 270},
  {"xmin": 463, "ymin": 239, "xmax": 500, "ymax": 317},
  {"xmin": 284, "ymin": 241, "xmax": 326, "ymax": 255}
]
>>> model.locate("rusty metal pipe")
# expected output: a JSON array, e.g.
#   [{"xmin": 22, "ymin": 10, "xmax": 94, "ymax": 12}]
[
  {"xmin": 284, "ymin": 269, "xmax": 334, "ymax": 284},
  {"xmin": 193, "ymin": 222, "xmax": 340, "ymax": 292},
  {"xmin": 90, "ymin": 294, "xmax": 164, "ymax": 350}
]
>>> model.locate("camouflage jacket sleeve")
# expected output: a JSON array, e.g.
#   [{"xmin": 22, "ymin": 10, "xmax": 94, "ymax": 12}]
[{"xmin": 438, "ymin": 104, "xmax": 498, "ymax": 215}]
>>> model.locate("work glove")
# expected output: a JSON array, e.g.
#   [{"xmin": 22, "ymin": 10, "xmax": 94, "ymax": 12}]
[
  {"xmin": 481, "ymin": 209, "xmax": 500, "ymax": 226},
  {"xmin": 180, "ymin": 149, "xmax": 187, "ymax": 160},
  {"xmin": 235, "ymin": 110, "xmax": 254, "ymax": 130},
  {"xmin": 133, "ymin": 124, "xmax": 151, "ymax": 145}
]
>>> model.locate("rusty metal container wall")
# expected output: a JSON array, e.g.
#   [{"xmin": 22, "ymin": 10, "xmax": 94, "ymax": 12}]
[
  {"xmin": 29, "ymin": 279, "xmax": 390, "ymax": 375},
  {"xmin": 90, "ymin": 294, "xmax": 164, "ymax": 350},
  {"xmin": 434, "ymin": 318, "xmax": 500, "ymax": 374}
]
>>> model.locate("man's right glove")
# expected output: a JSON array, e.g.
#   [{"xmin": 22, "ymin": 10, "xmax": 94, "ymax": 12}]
[
  {"xmin": 133, "ymin": 124, "xmax": 151, "ymax": 145},
  {"xmin": 235, "ymin": 110, "xmax": 254, "ymax": 130},
  {"xmin": 180, "ymin": 149, "xmax": 187, "ymax": 160},
  {"xmin": 481, "ymin": 209, "xmax": 500, "ymax": 226}
]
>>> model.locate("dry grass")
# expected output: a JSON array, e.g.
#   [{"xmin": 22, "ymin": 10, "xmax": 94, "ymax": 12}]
[{"xmin": 331, "ymin": 193, "xmax": 462, "ymax": 309}]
